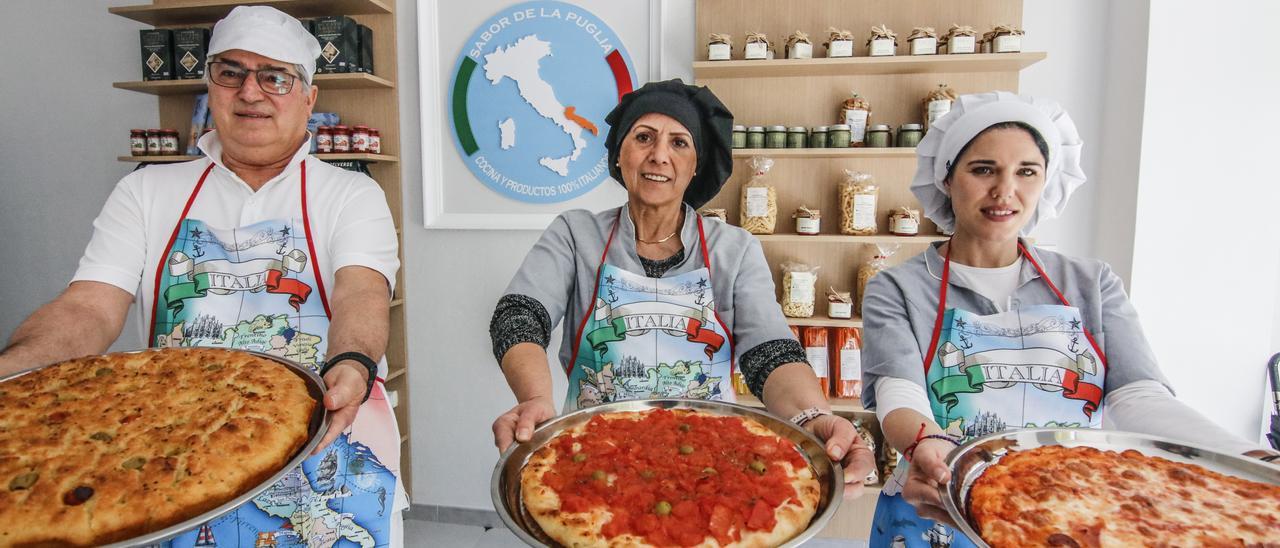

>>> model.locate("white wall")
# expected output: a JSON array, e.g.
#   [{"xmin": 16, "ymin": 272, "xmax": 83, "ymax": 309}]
[
  {"xmin": 0, "ymin": 1, "xmax": 155, "ymax": 349},
  {"xmin": 1127, "ymin": 0, "xmax": 1280, "ymax": 442},
  {"xmin": 404, "ymin": 0, "xmax": 1120, "ymax": 510}
]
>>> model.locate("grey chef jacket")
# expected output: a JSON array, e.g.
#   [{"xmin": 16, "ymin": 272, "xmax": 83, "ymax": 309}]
[
  {"xmin": 504, "ymin": 203, "xmax": 796, "ymax": 377},
  {"xmin": 860, "ymin": 241, "xmax": 1171, "ymax": 409}
]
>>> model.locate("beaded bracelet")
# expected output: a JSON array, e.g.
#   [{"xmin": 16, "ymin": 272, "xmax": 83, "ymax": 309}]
[{"xmin": 902, "ymin": 423, "xmax": 962, "ymax": 462}]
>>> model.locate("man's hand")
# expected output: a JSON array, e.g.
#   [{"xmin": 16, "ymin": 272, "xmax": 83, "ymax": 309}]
[
  {"xmin": 805, "ymin": 414, "xmax": 878, "ymax": 499},
  {"xmin": 901, "ymin": 438, "xmax": 956, "ymax": 526},
  {"xmin": 313, "ymin": 360, "xmax": 370, "ymax": 454},
  {"xmin": 492, "ymin": 395, "xmax": 557, "ymax": 453}
]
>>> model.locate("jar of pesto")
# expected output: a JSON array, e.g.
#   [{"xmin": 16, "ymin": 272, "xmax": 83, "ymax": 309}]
[
  {"xmin": 746, "ymin": 126, "xmax": 765, "ymax": 149},
  {"xmin": 786, "ymin": 127, "xmax": 807, "ymax": 148},
  {"xmin": 765, "ymin": 125, "xmax": 787, "ymax": 148},
  {"xmin": 828, "ymin": 124, "xmax": 851, "ymax": 148},
  {"xmin": 809, "ymin": 126, "xmax": 828, "ymax": 148},
  {"xmin": 866, "ymin": 124, "xmax": 892, "ymax": 148}
]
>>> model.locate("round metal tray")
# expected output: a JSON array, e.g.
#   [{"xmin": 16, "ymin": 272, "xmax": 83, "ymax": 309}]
[
  {"xmin": 491, "ymin": 398, "xmax": 844, "ymax": 548},
  {"xmin": 0, "ymin": 348, "xmax": 329, "ymax": 547},
  {"xmin": 940, "ymin": 428, "xmax": 1280, "ymax": 548}
]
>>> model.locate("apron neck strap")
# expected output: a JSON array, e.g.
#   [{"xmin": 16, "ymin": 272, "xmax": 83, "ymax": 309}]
[
  {"xmin": 922, "ymin": 239, "xmax": 1108, "ymax": 375},
  {"xmin": 297, "ymin": 161, "xmax": 331, "ymax": 318},
  {"xmin": 148, "ymin": 162, "xmax": 215, "ymax": 339}
]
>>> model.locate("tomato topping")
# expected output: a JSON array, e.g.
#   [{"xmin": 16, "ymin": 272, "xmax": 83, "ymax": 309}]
[{"xmin": 541, "ymin": 409, "xmax": 810, "ymax": 546}]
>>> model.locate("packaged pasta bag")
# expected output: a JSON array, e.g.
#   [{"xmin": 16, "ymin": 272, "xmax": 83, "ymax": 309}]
[
  {"xmin": 830, "ymin": 327, "xmax": 863, "ymax": 398},
  {"xmin": 856, "ymin": 243, "xmax": 898, "ymax": 317},
  {"xmin": 740, "ymin": 156, "xmax": 777, "ymax": 234},
  {"xmin": 801, "ymin": 327, "xmax": 830, "ymax": 395},
  {"xmin": 839, "ymin": 170, "xmax": 879, "ymax": 235},
  {"xmin": 780, "ymin": 261, "xmax": 819, "ymax": 318}
]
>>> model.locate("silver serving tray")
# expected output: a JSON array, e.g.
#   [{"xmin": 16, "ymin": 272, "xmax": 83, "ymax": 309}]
[
  {"xmin": 0, "ymin": 348, "xmax": 329, "ymax": 547},
  {"xmin": 940, "ymin": 428, "xmax": 1280, "ymax": 548},
  {"xmin": 491, "ymin": 398, "xmax": 844, "ymax": 548}
]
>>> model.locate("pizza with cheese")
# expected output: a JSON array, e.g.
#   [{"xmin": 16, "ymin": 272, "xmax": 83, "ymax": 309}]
[
  {"xmin": 969, "ymin": 444, "xmax": 1280, "ymax": 547},
  {"xmin": 0, "ymin": 348, "xmax": 316, "ymax": 547},
  {"xmin": 520, "ymin": 408, "xmax": 821, "ymax": 547}
]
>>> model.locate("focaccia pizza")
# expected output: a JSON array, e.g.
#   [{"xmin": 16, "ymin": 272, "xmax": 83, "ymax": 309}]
[
  {"xmin": 520, "ymin": 408, "xmax": 820, "ymax": 547},
  {"xmin": 969, "ymin": 444, "xmax": 1280, "ymax": 547},
  {"xmin": 0, "ymin": 348, "xmax": 316, "ymax": 547}
]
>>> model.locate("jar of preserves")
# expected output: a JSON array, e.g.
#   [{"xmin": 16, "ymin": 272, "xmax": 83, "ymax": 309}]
[
  {"xmin": 333, "ymin": 125, "xmax": 351, "ymax": 153},
  {"xmin": 889, "ymin": 207, "xmax": 921, "ymax": 236},
  {"xmin": 827, "ymin": 124, "xmax": 851, "ymax": 148},
  {"xmin": 786, "ymin": 127, "xmax": 807, "ymax": 149},
  {"xmin": 369, "ymin": 128, "xmax": 382, "ymax": 154},
  {"xmin": 315, "ymin": 126, "xmax": 333, "ymax": 153},
  {"xmin": 130, "ymin": 129, "xmax": 147, "ymax": 156},
  {"xmin": 731, "ymin": 125, "xmax": 747, "ymax": 148},
  {"xmin": 897, "ymin": 124, "xmax": 923, "ymax": 147},
  {"xmin": 865, "ymin": 125, "xmax": 892, "ymax": 148},
  {"xmin": 146, "ymin": 129, "xmax": 162, "ymax": 155},
  {"xmin": 160, "ymin": 130, "xmax": 180, "ymax": 155},
  {"xmin": 746, "ymin": 126, "xmax": 765, "ymax": 149},
  {"xmin": 809, "ymin": 126, "xmax": 828, "ymax": 148},
  {"xmin": 352, "ymin": 125, "xmax": 370, "ymax": 153},
  {"xmin": 793, "ymin": 206, "xmax": 821, "ymax": 235},
  {"xmin": 765, "ymin": 125, "xmax": 786, "ymax": 149}
]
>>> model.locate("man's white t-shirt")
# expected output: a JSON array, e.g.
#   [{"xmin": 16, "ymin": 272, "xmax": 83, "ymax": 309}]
[{"xmin": 72, "ymin": 132, "xmax": 399, "ymax": 347}]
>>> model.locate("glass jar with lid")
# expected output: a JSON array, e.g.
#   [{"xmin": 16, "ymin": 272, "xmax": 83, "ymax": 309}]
[
  {"xmin": 786, "ymin": 127, "xmax": 807, "ymax": 148},
  {"xmin": 731, "ymin": 125, "xmax": 747, "ymax": 148},
  {"xmin": 827, "ymin": 124, "xmax": 851, "ymax": 148},
  {"xmin": 866, "ymin": 125, "xmax": 892, "ymax": 148},
  {"xmin": 746, "ymin": 126, "xmax": 765, "ymax": 149},
  {"xmin": 809, "ymin": 126, "xmax": 828, "ymax": 148},
  {"xmin": 765, "ymin": 125, "xmax": 787, "ymax": 149},
  {"xmin": 897, "ymin": 124, "xmax": 924, "ymax": 147}
]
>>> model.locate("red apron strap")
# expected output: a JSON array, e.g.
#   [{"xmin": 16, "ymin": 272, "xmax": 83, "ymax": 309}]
[
  {"xmin": 1018, "ymin": 241, "xmax": 1108, "ymax": 370},
  {"xmin": 922, "ymin": 240, "xmax": 953, "ymax": 375},
  {"xmin": 566, "ymin": 208, "xmax": 622, "ymax": 374},
  {"xmin": 148, "ymin": 163, "xmax": 215, "ymax": 341},
  {"xmin": 299, "ymin": 161, "xmax": 333, "ymax": 319},
  {"xmin": 695, "ymin": 214, "xmax": 735, "ymax": 373}
]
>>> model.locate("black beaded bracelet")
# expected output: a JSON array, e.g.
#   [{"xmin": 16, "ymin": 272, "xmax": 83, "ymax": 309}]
[{"xmin": 319, "ymin": 351, "xmax": 378, "ymax": 404}]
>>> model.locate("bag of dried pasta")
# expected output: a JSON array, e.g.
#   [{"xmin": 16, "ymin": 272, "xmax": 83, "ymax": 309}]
[
  {"xmin": 856, "ymin": 243, "xmax": 897, "ymax": 317},
  {"xmin": 801, "ymin": 327, "xmax": 829, "ymax": 395},
  {"xmin": 830, "ymin": 327, "xmax": 862, "ymax": 398},
  {"xmin": 780, "ymin": 261, "xmax": 819, "ymax": 318},
  {"xmin": 740, "ymin": 156, "xmax": 777, "ymax": 234},
  {"xmin": 839, "ymin": 170, "xmax": 878, "ymax": 235}
]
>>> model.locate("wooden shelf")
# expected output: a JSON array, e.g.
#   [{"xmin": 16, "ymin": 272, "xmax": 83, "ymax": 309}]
[
  {"xmin": 401, "ymin": 433, "xmax": 409, "ymax": 444},
  {"xmin": 695, "ymin": 52, "xmax": 1045, "ymax": 79},
  {"xmin": 390, "ymin": 298, "xmax": 404, "ymax": 308},
  {"xmin": 736, "ymin": 393, "xmax": 866, "ymax": 414},
  {"xmin": 109, "ymin": 0, "xmax": 392, "ymax": 26},
  {"xmin": 118, "ymin": 152, "xmax": 398, "ymax": 163},
  {"xmin": 113, "ymin": 72, "xmax": 393, "ymax": 96},
  {"xmin": 756, "ymin": 234, "xmax": 946, "ymax": 244},
  {"xmin": 386, "ymin": 367, "xmax": 405, "ymax": 382},
  {"xmin": 786, "ymin": 316, "xmax": 863, "ymax": 328},
  {"xmin": 733, "ymin": 148, "xmax": 916, "ymax": 159}
]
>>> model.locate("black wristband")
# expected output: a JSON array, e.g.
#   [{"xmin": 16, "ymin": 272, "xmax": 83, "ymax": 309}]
[{"xmin": 320, "ymin": 352, "xmax": 378, "ymax": 404}]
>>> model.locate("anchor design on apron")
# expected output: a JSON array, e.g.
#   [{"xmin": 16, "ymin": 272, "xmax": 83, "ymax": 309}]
[
  {"xmin": 563, "ymin": 209, "xmax": 736, "ymax": 412},
  {"xmin": 870, "ymin": 242, "xmax": 1107, "ymax": 548},
  {"xmin": 151, "ymin": 162, "xmax": 403, "ymax": 547}
]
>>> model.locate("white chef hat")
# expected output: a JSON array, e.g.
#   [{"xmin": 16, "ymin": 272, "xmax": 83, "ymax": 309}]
[
  {"xmin": 910, "ymin": 91, "xmax": 1085, "ymax": 235},
  {"xmin": 208, "ymin": 6, "xmax": 321, "ymax": 85}
]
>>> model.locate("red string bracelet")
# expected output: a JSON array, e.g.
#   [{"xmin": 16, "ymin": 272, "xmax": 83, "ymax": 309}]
[{"xmin": 902, "ymin": 423, "xmax": 961, "ymax": 462}]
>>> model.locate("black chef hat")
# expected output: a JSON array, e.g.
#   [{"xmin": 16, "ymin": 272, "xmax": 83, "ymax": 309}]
[{"xmin": 604, "ymin": 79, "xmax": 734, "ymax": 210}]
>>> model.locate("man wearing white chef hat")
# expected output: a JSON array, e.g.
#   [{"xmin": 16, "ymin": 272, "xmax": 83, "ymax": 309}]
[{"xmin": 0, "ymin": 6, "xmax": 405, "ymax": 545}]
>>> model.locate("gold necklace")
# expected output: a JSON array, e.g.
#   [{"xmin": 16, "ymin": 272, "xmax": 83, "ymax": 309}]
[{"xmin": 636, "ymin": 230, "xmax": 679, "ymax": 244}]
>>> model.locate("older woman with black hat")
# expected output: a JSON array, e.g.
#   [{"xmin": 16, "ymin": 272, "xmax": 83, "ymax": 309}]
[{"xmin": 488, "ymin": 79, "xmax": 875, "ymax": 487}]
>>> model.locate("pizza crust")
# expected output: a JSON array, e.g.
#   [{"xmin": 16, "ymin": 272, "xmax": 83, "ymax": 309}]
[
  {"xmin": 520, "ymin": 410, "xmax": 821, "ymax": 547},
  {"xmin": 0, "ymin": 348, "xmax": 316, "ymax": 547}
]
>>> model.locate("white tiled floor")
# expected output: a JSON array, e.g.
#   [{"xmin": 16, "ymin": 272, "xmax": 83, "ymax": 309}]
[{"xmin": 403, "ymin": 519, "xmax": 869, "ymax": 547}]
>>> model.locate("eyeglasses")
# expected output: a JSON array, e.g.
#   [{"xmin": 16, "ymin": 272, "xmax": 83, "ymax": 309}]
[{"xmin": 207, "ymin": 61, "xmax": 300, "ymax": 96}]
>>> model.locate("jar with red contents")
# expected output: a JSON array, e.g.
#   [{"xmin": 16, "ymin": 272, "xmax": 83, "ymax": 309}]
[
  {"xmin": 160, "ymin": 130, "xmax": 180, "ymax": 155},
  {"xmin": 145, "ymin": 129, "xmax": 162, "ymax": 156},
  {"xmin": 129, "ymin": 129, "xmax": 147, "ymax": 156},
  {"xmin": 369, "ymin": 129, "xmax": 381, "ymax": 154},
  {"xmin": 315, "ymin": 126, "xmax": 333, "ymax": 153},
  {"xmin": 352, "ymin": 125, "xmax": 370, "ymax": 153},
  {"xmin": 332, "ymin": 125, "xmax": 351, "ymax": 153}
]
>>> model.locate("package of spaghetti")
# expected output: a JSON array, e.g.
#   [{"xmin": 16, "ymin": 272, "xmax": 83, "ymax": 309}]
[
  {"xmin": 830, "ymin": 327, "xmax": 863, "ymax": 398},
  {"xmin": 801, "ymin": 327, "xmax": 830, "ymax": 395}
]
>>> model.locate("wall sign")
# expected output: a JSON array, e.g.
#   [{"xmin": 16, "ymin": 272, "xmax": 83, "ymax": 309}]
[{"xmin": 448, "ymin": 1, "xmax": 635, "ymax": 204}]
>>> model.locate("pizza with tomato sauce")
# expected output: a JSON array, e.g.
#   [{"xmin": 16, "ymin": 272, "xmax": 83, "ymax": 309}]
[
  {"xmin": 520, "ymin": 409, "xmax": 821, "ymax": 547},
  {"xmin": 969, "ymin": 445, "xmax": 1280, "ymax": 547}
]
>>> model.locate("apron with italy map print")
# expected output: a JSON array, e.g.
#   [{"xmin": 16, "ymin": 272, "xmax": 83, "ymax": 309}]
[
  {"xmin": 563, "ymin": 209, "xmax": 735, "ymax": 412},
  {"xmin": 151, "ymin": 162, "xmax": 404, "ymax": 548},
  {"xmin": 870, "ymin": 242, "xmax": 1108, "ymax": 548}
]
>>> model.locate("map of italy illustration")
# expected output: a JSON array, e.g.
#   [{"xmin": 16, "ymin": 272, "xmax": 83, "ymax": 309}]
[{"xmin": 483, "ymin": 34, "xmax": 598, "ymax": 176}]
